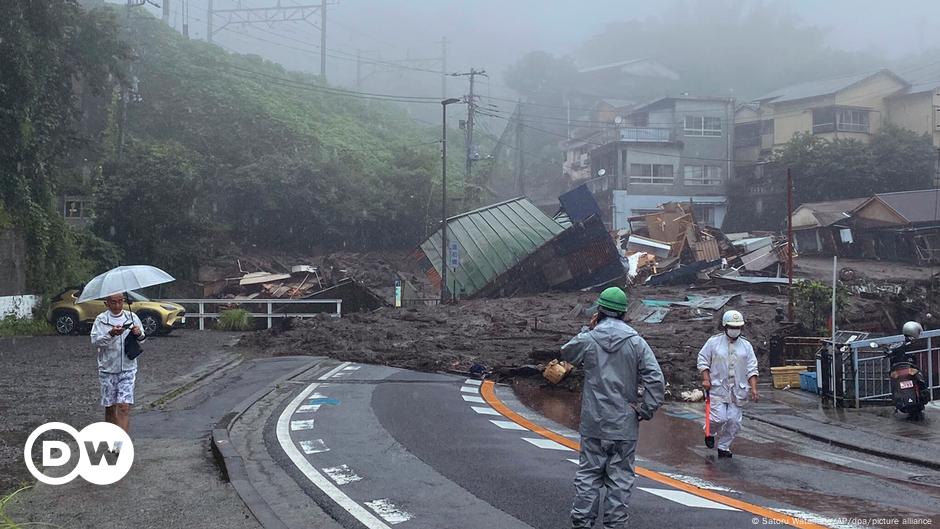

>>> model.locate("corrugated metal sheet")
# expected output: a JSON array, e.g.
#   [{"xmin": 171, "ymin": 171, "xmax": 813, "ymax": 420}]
[
  {"xmin": 418, "ymin": 198, "xmax": 565, "ymax": 297},
  {"xmin": 874, "ymin": 189, "xmax": 940, "ymax": 225}
]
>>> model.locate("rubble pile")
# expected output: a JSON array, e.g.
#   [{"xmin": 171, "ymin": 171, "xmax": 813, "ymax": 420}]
[
  {"xmin": 244, "ymin": 285, "xmax": 787, "ymax": 396},
  {"xmin": 619, "ymin": 202, "xmax": 791, "ymax": 287}
]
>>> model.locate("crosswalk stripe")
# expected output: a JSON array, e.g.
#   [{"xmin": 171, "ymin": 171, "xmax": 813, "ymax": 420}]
[
  {"xmin": 364, "ymin": 499, "xmax": 412, "ymax": 525},
  {"xmin": 460, "ymin": 386, "xmax": 479, "ymax": 394},
  {"xmin": 464, "ymin": 379, "xmax": 483, "ymax": 386},
  {"xmin": 299, "ymin": 439, "xmax": 330, "ymax": 454},
  {"xmin": 490, "ymin": 420, "xmax": 527, "ymax": 431},
  {"xmin": 521, "ymin": 437, "xmax": 574, "ymax": 451},
  {"xmin": 638, "ymin": 487, "xmax": 740, "ymax": 511},
  {"xmin": 290, "ymin": 419, "xmax": 315, "ymax": 431},
  {"xmin": 471, "ymin": 406, "xmax": 501, "ymax": 416},
  {"xmin": 462, "ymin": 395, "xmax": 485, "ymax": 403}
]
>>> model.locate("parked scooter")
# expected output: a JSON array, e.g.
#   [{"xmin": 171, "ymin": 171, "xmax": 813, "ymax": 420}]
[{"xmin": 872, "ymin": 321, "xmax": 931, "ymax": 421}]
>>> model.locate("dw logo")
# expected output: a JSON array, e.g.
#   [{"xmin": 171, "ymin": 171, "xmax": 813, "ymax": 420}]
[{"xmin": 23, "ymin": 422, "xmax": 134, "ymax": 485}]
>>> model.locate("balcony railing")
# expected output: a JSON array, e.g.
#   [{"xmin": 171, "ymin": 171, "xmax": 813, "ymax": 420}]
[{"xmin": 619, "ymin": 127, "xmax": 673, "ymax": 143}]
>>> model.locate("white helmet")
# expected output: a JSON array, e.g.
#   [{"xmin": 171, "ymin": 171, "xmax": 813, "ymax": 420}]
[
  {"xmin": 722, "ymin": 310, "xmax": 745, "ymax": 328},
  {"xmin": 902, "ymin": 321, "xmax": 923, "ymax": 340}
]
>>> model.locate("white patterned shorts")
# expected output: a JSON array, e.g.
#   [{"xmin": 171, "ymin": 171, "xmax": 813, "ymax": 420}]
[{"xmin": 98, "ymin": 369, "xmax": 137, "ymax": 407}]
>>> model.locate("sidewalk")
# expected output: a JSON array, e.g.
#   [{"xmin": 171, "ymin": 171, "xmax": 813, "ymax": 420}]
[{"xmin": 744, "ymin": 385, "xmax": 940, "ymax": 470}]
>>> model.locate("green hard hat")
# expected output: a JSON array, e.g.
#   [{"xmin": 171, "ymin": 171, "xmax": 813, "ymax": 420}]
[{"xmin": 597, "ymin": 287, "xmax": 628, "ymax": 313}]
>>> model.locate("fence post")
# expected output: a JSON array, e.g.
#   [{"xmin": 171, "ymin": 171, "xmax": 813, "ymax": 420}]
[
  {"xmin": 853, "ymin": 346, "xmax": 860, "ymax": 408},
  {"xmin": 336, "ymin": 300, "xmax": 342, "ymax": 318},
  {"xmin": 267, "ymin": 302, "xmax": 273, "ymax": 329},
  {"xmin": 199, "ymin": 302, "xmax": 205, "ymax": 331},
  {"xmin": 929, "ymin": 336, "xmax": 935, "ymax": 402}
]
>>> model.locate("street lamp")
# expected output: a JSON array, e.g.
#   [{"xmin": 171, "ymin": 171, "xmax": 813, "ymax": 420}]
[{"xmin": 441, "ymin": 97, "xmax": 462, "ymax": 304}]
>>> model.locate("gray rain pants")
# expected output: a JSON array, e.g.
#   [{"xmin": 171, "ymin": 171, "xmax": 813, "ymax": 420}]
[{"xmin": 571, "ymin": 436, "xmax": 636, "ymax": 529}]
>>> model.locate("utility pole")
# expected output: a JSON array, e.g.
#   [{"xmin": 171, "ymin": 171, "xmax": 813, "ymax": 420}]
[
  {"xmin": 182, "ymin": 0, "xmax": 189, "ymax": 38},
  {"xmin": 436, "ymin": 37, "xmax": 449, "ymax": 99},
  {"xmin": 516, "ymin": 101, "xmax": 524, "ymax": 196},
  {"xmin": 320, "ymin": 0, "xmax": 327, "ymax": 78},
  {"xmin": 452, "ymin": 68, "xmax": 487, "ymax": 205},
  {"xmin": 787, "ymin": 167, "xmax": 794, "ymax": 320},
  {"xmin": 163, "ymin": 0, "xmax": 170, "ymax": 24},
  {"xmin": 206, "ymin": 0, "xmax": 213, "ymax": 42},
  {"xmin": 356, "ymin": 49, "xmax": 362, "ymax": 90},
  {"xmin": 440, "ymin": 98, "xmax": 462, "ymax": 303}
]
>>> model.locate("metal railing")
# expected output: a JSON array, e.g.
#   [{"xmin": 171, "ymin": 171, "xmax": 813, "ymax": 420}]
[
  {"xmin": 847, "ymin": 329, "xmax": 940, "ymax": 408},
  {"xmin": 163, "ymin": 298, "xmax": 342, "ymax": 330}
]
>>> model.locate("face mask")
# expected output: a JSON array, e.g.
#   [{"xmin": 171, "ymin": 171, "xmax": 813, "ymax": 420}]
[{"xmin": 726, "ymin": 328, "xmax": 742, "ymax": 340}]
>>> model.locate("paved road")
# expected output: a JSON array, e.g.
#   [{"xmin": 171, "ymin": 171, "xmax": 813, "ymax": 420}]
[{"xmin": 265, "ymin": 362, "xmax": 809, "ymax": 529}]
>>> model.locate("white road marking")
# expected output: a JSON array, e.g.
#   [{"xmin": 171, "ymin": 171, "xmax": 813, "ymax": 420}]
[
  {"xmin": 300, "ymin": 439, "xmax": 329, "ymax": 454},
  {"xmin": 661, "ymin": 473, "xmax": 738, "ymax": 493},
  {"xmin": 471, "ymin": 406, "xmax": 501, "ymax": 416},
  {"xmin": 460, "ymin": 386, "xmax": 479, "ymax": 394},
  {"xmin": 319, "ymin": 362, "xmax": 352, "ymax": 381},
  {"xmin": 330, "ymin": 371, "xmax": 348, "ymax": 377},
  {"xmin": 462, "ymin": 395, "xmax": 485, "ymax": 403},
  {"xmin": 489, "ymin": 420, "xmax": 527, "ymax": 431},
  {"xmin": 322, "ymin": 464, "xmax": 363, "ymax": 485},
  {"xmin": 638, "ymin": 488, "xmax": 739, "ymax": 511},
  {"xmin": 277, "ymin": 366, "xmax": 392, "ymax": 529},
  {"xmin": 567, "ymin": 458, "xmax": 579, "ymax": 465},
  {"xmin": 364, "ymin": 499, "xmax": 412, "ymax": 525},
  {"xmin": 521, "ymin": 437, "xmax": 574, "ymax": 451},
  {"xmin": 343, "ymin": 365, "xmax": 361, "ymax": 371},
  {"xmin": 297, "ymin": 404, "xmax": 321, "ymax": 413},
  {"xmin": 464, "ymin": 379, "xmax": 482, "ymax": 386},
  {"xmin": 290, "ymin": 419, "xmax": 316, "ymax": 431}
]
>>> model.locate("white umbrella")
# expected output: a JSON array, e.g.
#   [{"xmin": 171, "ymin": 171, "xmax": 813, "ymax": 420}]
[{"xmin": 77, "ymin": 265, "xmax": 176, "ymax": 303}]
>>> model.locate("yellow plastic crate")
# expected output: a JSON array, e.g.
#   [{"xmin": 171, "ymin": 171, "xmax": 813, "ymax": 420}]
[{"xmin": 770, "ymin": 366, "xmax": 805, "ymax": 389}]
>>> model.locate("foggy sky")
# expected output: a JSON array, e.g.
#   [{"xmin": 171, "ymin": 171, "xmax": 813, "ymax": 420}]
[{"xmin": 132, "ymin": 0, "xmax": 940, "ymax": 103}]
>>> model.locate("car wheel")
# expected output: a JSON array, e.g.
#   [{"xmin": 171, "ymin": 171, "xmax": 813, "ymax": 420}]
[
  {"xmin": 53, "ymin": 311, "xmax": 78, "ymax": 335},
  {"xmin": 139, "ymin": 312, "xmax": 161, "ymax": 336}
]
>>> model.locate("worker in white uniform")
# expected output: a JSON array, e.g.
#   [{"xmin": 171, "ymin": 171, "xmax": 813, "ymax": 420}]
[{"xmin": 696, "ymin": 309, "xmax": 759, "ymax": 458}]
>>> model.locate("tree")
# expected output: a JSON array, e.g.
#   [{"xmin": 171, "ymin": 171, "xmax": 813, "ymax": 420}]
[
  {"xmin": 869, "ymin": 124, "xmax": 936, "ymax": 193},
  {"xmin": 503, "ymin": 51, "xmax": 578, "ymax": 107},
  {"xmin": 774, "ymin": 127, "xmax": 936, "ymax": 208}
]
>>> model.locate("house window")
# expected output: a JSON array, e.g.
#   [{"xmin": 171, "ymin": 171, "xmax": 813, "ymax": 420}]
[
  {"xmin": 630, "ymin": 163, "xmax": 674, "ymax": 184},
  {"xmin": 734, "ymin": 122, "xmax": 759, "ymax": 147},
  {"xmin": 684, "ymin": 116, "xmax": 721, "ymax": 136},
  {"xmin": 812, "ymin": 108, "xmax": 835, "ymax": 133},
  {"xmin": 836, "ymin": 110, "xmax": 869, "ymax": 133},
  {"xmin": 683, "ymin": 165, "xmax": 723, "ymax": 186},
  {"xmin": 761, "ymin": 119, "xmax": 774, "ymax": 135}
]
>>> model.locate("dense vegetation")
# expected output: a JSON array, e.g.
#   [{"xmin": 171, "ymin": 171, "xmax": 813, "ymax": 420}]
[
  {"xmin": 2, "ymin": 3, "xmax": 455, "ymax": 293},
  {"xmin": 0, "ymin": 1, "xmax": 127, "ymax": 293}
]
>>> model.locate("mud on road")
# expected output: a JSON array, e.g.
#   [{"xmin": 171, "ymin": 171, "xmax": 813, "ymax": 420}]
[
  {"xmin": 244, "ymin": 285, "xmax": 789, "ymax": 396},
  {"xmin": 0, "ymin": 330, "xmax": 246, "ymax": 495}
]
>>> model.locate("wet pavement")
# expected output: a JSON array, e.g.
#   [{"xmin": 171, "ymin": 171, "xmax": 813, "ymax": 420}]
[{"xmin": 512, "ymin": 380, "xmax": 940, "ymax": 528}]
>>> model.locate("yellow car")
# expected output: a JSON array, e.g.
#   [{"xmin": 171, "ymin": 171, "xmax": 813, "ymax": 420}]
[{"xmin": 47, "ymin": 287, "xmax": 186, "ymax": 336}]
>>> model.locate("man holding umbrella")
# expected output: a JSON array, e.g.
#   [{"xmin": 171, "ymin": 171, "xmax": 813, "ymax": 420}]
[
  {"xmin": 91, "ymin": 292, "xmax": 146, "ymax": 435},
  {"xmin": 81, "ymin": 265, "xmax": 175, "ymax": 437}
]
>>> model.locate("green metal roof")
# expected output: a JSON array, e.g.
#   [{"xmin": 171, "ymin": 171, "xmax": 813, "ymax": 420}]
[{"xmin": 420, "ymin": 198, "xmax": 566, "ymax": 297}]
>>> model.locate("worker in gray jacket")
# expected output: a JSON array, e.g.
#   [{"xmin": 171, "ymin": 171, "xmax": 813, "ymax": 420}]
[{"xmin": 561, "ymin": 287, "xmax": 665, "ymax": 529}]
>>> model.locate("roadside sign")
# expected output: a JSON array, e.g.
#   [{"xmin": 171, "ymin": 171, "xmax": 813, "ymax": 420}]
[
  {"xmin": 394, "ymin": 280, "xmax": 402, "ymax": 308},
  {"xmin": 448, "ymin": 241, "xmax": 460, "ymax": 271}
]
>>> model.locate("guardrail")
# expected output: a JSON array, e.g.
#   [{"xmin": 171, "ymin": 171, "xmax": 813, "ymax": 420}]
[
  {"xmin": 847, "ymin": 329, "xmax": 940, "ymax": 407},
  {"xmin": 163, "ymin": 298, "xmax": 342, "ymax": 330}
]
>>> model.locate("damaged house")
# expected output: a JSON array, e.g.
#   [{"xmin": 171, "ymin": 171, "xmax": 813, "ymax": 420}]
[
  {"xmin": 415, "ymin": 196, "xmax": 624, "ymax": 299},
  {"xmin": 789, "ymin": 189, "xmax": 940, "ymax": 264}
]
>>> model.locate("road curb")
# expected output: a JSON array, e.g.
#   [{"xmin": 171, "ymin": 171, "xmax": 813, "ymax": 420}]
[
  {"xmin": 141, "ymin": 350, "xmax": 245, "ymax": 408},
  {"xmin": 210, "ymin": 357, "xmax": 333, "ymax": 529},
  {"xmin": 744, "ymin": 411, "xmax": 940, "ymax": 471}
]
